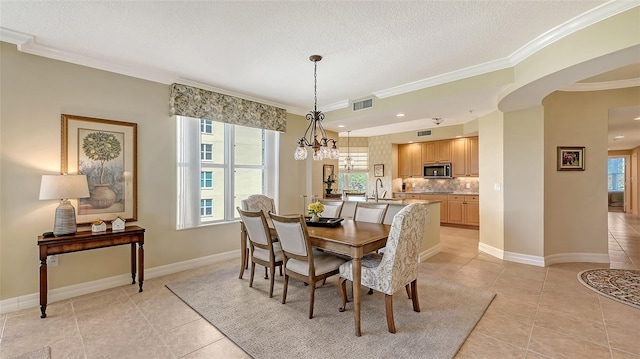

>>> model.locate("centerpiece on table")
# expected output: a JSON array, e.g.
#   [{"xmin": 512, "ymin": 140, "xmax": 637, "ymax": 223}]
[
  {"xmin": 307, "ymin": 201, "xmax": 325, "ymax": 222},
  {"xmin": 323, "ymin": 174, "xmax": 336, "ymax": 195}
]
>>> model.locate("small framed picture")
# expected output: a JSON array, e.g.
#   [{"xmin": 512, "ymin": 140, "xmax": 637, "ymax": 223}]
[
  {"xmin": 373, "ymin": 164, "xmax": 384, "ymax": 177},
  {"xmin": 557, "ymin": 146, "xmax": 585, "ymax": 171}
]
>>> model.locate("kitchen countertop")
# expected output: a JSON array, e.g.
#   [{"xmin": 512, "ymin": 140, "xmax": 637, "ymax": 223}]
[
  {"xmin": 394, "ymin": 191, "xmax": 479, "ymax": 195},
  {"xmin": 323, "ymin": 197, "xmax": 442, "ymax": 205}
]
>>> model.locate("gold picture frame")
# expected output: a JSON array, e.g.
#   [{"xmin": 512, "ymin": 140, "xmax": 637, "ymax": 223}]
[
  {"xmin": 557, "ymin": 146, "xmax": 585, "ymax": 171},
  {"xmin": 62, "ymin": 114, "xmax": 138, "ymax": 225}
]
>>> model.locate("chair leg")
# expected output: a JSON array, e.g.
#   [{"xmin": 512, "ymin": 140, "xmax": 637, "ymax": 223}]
[
  {"xmin": 405, "ymin": 284, "xmax": 411, "ymax": 299},
  {"xmin": 368, "ymin": 288, "xmax": 374, "ymax": 295},
  {"xmin": 282, "ymin": 275, "xmax": 289, "ymax": 304},
  {"xmin": 269, "ymin": 264, "xmax": 276, "ymax": 298},
  {"xmin": 385, "ymin": 294, "xmax": 396, "ymax": 333},
  {"xmin": 264, "ymin": 266, "xmax": 268, "ymax": 280},
  {"xmin": 249, "ymin": 262, "xmax": 255, "ymax": 288},
  {"xmin": 245, "ymin": 248, "xmax": 249, "ymax": 269},
  {"xmin": 309, "ymin": 279, "xmax": 316, "ymax": 319},
  {"xmin": 410, "ymin": 279, "xmax": 420, "ymax": 312},
  {"xmin": 279, "ymin": 265, "xmax": 283, "ymax": 276},
  {"xmin": 338, "ymin": 277, "xmax": 348, "ymax": 312},
  {"xmin": 239, "ymin": 248, "xmax": 248, "ymax": 279}
]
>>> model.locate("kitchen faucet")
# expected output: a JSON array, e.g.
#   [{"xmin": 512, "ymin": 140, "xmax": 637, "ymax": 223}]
[{"xmin": 375, "ymin": 178, "xmax": 384, "ymax": 202}]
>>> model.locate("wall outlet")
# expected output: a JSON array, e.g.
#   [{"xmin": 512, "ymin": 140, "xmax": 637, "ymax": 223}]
[
  {"xmin": 494, "ymin": 183, "xmax": 501, "ymax": 191},
  {"xmin": 47, "ymin": 255, "xmax": 59, "ymax": 266},
  {"xmin": 465, "ymin": 183, "xmax": 471, "ymax": 189}
]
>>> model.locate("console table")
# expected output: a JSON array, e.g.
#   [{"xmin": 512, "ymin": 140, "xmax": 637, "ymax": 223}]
[{"xmin": 37, "ymin": 225, "xmax": 145, "ymax": 318}]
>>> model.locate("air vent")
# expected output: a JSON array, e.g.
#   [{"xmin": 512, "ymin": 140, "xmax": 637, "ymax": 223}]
[
  {"xmin": 352, "ymin": 98, "xmax": 373, "ymax": 111},
  {"xmin": 417, "ymin": 130, "xmax": 432, "ymax": 137}
]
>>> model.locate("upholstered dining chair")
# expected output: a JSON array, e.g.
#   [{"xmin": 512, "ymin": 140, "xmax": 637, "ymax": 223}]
[
  {"xmin": 353, "ymin": 202, "xmax": 389, "ymax": 224},
  {"xmin": 338, "ymin": 203, "xmax": 427, "ymax": 333},
  {"xmin": 237, "ymin": 208, "xmax": 283, "ymax": 298},
  {"xmin": 239, "ymin": 194, "xmax": 277, "ymax": 279},
  {"xmin": 319, "ymin": 200, "xmax": 344, "ymax": 218},
  {"xmin": 269, "ymin": 213, "xmax": 346, "ymax": 319}
]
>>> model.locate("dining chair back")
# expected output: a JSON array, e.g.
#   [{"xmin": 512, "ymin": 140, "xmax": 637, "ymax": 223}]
[
  {"xmin": 239, "ymin": 194, "xmax": 277, "ymax": 279},
  {"xmin": 319, "ymin": 200, "xmax": 344, "ymax": 218},
  {"xmin": 237, "ymin": 208, "xmax": 283, "ymax": 298},
  {"xmin": 338, "ymin": 203, "xmax": 427, "ymax": 333},
  {"xmin": 269, "ymin": 213, "xmax": 346, "ymax": 319},
  {"xmin": 353, "ymin": 202, "xmax": 389, "ymax": 224}
]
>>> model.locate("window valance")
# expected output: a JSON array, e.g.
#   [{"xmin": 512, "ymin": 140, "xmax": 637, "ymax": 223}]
[{"xmin": 169, "ymin": 83, "xmax": 286, "ymax": 132}]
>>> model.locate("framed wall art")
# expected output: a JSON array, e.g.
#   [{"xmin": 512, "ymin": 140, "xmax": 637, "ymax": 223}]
[
  {"xmin": 62, "ymin": 114, "xmax": 138, "ymax": 225},
  {"xmin": 557, "ymin": 146, "xmax": 585, "ymax": 171},
  {"xmin": 373, "ymin": 164, "xmax": 384, "ymax": 177}
]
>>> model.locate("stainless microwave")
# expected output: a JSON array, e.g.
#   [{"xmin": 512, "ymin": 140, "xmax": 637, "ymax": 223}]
[{"xmin": 423, "ymin": 163, "xmax": 452, "ymax": 178}]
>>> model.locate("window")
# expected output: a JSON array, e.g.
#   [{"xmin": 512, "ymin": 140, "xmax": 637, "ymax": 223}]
[
  {"xmin": 339, "ymin": 172, "xmax": 368, "ymax": 193},
  {"xmin": 200, "ymin": 119, "xmax": 213, "ymax": 134},
  {"xmin": 201, "ymin": 144, "xmax": 212, "ymax": 161},
  {"xmin": 608, "ymin": 157, "xmax": 625, "ymax": 191},
  {"xmin": 200, "ymin": 199, "xmax": 213, "ymax": 217},
  {"xmin": 201, "ymin": 171, "xmax": 213, "ymax": 189},
  {"xmin": 339, "ymin": 146, "xmax": 369, "ymax": 193},
  {"xmin": 177, "ymin": 116, "xmax": 279, "ymax": 229}
]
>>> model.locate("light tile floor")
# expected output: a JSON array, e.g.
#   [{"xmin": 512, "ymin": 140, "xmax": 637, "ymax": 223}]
[{"xmin": 1, "ymin": 212, "xmax": 638, "ymax": 358}]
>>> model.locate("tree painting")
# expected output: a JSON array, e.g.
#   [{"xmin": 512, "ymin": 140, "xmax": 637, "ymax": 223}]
[{"xmin": 82, "ymin": 132, "xmax": 122, "ymax": 183}]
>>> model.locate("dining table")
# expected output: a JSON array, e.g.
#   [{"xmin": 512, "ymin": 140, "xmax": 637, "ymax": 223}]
[{"xmin": 239, "ymin": 217, "xmax": 391, "ymax": 337}]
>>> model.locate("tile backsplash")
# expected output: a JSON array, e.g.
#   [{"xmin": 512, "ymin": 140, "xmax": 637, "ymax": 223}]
[{"xmin": 401, "ymin": 177, "xmax": 479, "ymax": 194}]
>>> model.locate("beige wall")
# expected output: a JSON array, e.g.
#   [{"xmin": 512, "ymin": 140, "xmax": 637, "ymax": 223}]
[
  {"xmin": 543, "ymin": 88, "xmax": 640, "ymax": 257},
  {"xmin": 0, "ymin": 42, "xmax": 303, "ymax": 300},
  {"xmin": 503, "ymin": 106, "xmax": 545, "ymax": 258},
  {"xmin": 478, "ymin": 111, "xmax": 504, "ymax": 253}
]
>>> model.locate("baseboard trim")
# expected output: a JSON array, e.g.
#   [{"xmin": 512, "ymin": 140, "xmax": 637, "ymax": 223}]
[
  {"xmin": 419, "ymin": 244, "xmax": 441, "ymax": 262},
  {"xmin": 0, "ymin": 250, "xmax": 238, "ymax": 315},
  {"xmin": 478, "ymin": 242, "xmax": 504, "ymax": 260},
  {"xmin": 544, "ymin": 252, "xmax": 610, "ymax": 266},
  {"xmin": 504, "ymin": 251, "xmax": 545, "ymax": 267}
]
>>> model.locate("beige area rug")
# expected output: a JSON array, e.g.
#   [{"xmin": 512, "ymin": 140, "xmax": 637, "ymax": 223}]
[
  {"xmin": 8, "ymin": 347, "xmax": 50, "ymax": 359},
  {"xmin": 166, "ymin": 265, "xmax": 495, "ymax": 359},
  {"xmin": 578, "ymin": 269, "xmax": 640, "ymax": 309}
]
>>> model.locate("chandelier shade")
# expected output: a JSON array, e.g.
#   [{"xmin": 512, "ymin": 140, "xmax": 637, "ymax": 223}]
[{"xmin": 294, "ymin": 55, "xmax": 339, "ymax": 161}]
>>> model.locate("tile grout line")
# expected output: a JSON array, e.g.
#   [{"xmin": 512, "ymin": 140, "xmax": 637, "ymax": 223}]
[{"xmin": 70, "ymin": 300, "xmax": 89, "ymax": 359}]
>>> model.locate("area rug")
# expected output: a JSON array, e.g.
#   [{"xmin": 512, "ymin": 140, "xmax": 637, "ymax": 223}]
[
  {"xmin": 166, "ymin": 265, "xmax": 495, "ymax": 359},
  {"xmin": 578, "ymin": 269, "xmax": 640, "ymax": 309},
  {"xmin": 8, "ymin": 346, "xmax": 50, "ymax": 359}
]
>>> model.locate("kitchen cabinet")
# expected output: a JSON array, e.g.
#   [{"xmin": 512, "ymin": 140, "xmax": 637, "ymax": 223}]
[
  {"xmin": 447, "ymin": 194, "xmax": 479, "ymax": 227},
  {"xmin": 451, "ymin": 137, "xmax": 478, "ymax": 177},
  {"xmin": 420, "ymin": 194, "xmax": 448, "ymax": 223},
  {"xmin": 422, "ymin": 140, "xmax": 451, "ymax": 164},
  {"xmin": 398, "ymin": 143, "xmax": 423, "ymax": 178}
]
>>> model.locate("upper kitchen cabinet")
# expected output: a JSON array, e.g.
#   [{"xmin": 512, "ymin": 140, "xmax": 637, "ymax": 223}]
[
  {"xmin": 422, "ymin": 139, "xmax": 451, "ymax": 164},
  {"xmin": 398, "ymin": 143, "xmax": 423, "ymax": 178},
  {"xmin": 451, "ymin": 136, "xmax": 479, "ymax": 177}
]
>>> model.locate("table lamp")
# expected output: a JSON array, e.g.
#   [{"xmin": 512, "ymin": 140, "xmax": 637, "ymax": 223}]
[{"xmin": 39, "ymin": 174, "xmax": 90, "ymax": 236}]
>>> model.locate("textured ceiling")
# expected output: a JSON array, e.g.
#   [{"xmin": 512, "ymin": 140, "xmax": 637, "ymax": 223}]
[{"xmin": 1, "ymin": 0, "xmax": 637, "ymax": 147}]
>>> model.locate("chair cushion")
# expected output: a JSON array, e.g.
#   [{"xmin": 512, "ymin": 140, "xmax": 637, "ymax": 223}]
[
  {"xmin": 253, "ymin": 242, "xmax": 283, "ymax": 262},
  {"xmin": 286, "ymin": 250, "xmax": 345, "ymax": 276}
]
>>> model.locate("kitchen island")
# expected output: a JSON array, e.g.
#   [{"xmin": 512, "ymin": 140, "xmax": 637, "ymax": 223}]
[{"xmin": 321, "ymin": 197, "xmax": 441, "ymax": 261}]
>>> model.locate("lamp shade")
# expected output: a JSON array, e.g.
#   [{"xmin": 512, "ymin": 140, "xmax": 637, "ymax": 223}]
[{"xmin": 39, "ymin": 174, "xmax": 90, "ymax": 200}]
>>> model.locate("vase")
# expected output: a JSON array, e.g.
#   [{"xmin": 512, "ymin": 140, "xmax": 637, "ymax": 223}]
[
  {"xmin": 310, "ymin": 213, "xmax": 320, "ymax": 222},
  {"xmin": 89, "ymin": 184, "xmax": 116, "ymax": 209},
  {"xmin": 326, "ymin": 188, "xmax": 332, "ymax": 195}
]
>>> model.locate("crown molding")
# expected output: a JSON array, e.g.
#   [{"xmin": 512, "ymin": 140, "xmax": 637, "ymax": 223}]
[{"xmin": 559, "ymin": 78, "xmax": 640, "ymax": 92}]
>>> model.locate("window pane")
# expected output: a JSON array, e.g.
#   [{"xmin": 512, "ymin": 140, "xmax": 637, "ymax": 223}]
[
  {"xmin": 339, "ymin": 173, "xmax": 367, "ymax": 193},
  {"xmin": 200, "ymin": 171, "xmax": 213, "ymax": 189},
  {"xmin": 608, "ymin": 158, "xmax": 625, "ymax": 191},
  {"xmin": 201, "ymin": 121, "xmax": 225, "ymax": 164},
  {"xmin": 200, "ymin": 167, "xmax": 225, "ymax": 223},
  {"xmin": 235, "ymin": 126, "xmax": 264, "ymax": 165},
  {"xmin": 235, "ymin": 168, "xmax": 264, "ymax": 211}
]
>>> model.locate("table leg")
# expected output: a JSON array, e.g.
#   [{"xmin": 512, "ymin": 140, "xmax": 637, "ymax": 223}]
[
  {"xmin": 138, "ymin": 242, "xmax": 144, "ymax": 292},
  {"xmin": 39, "ymin": 255, "xmax": 48, "ymax": 318},
  {"xmin": 130, "ymin": 243, "xmax": 136, "ymax": 285},
  {"xmin": 353, "ymin": 257, "xmax": 362, "ymax": 337},
  {"xmin": 239, "ymin": 224, "xmax": 247, "ymax": 279}
]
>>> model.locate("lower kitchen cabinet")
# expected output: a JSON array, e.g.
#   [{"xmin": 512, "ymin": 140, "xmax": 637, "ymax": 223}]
[
  {"xmin": 420, "ymin": 194, "xmax": 448, "ymax": 223},
  {"xmin": 447, "ymin": 194, "xmax": 479, "ymax": 227}
]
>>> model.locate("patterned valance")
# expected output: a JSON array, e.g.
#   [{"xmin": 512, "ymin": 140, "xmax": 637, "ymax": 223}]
[{"xmin": 169, "ymin": 83, "xmax": 287, "ymax": 132}]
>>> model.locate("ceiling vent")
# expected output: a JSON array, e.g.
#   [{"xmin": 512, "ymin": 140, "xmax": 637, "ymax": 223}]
[
  {"xmin": 417, "ymin": 130, "xmax": 432, "ymax": 137},
  {"xmin": 352, "ymin": 98, "xmax": 373, "ymax": 112}
]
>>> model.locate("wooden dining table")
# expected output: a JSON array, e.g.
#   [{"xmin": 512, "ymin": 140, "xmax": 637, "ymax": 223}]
[{"xmin": 239, "ymin": 217, "xmax": 391, "ymax": 337}]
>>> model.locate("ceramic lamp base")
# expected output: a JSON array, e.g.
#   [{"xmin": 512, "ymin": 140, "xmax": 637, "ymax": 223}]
[{"xmin": 53, "ymin": 199, "xmax": 77, "ymax": 236}]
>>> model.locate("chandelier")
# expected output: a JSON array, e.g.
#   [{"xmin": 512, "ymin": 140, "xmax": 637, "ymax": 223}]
[
  {"xmin": 294, "ymin": 55, "xmax": 339, "ymax": 161},
  {"xmin": 344, "ymin": 130, "xmax": 353, "ymax": 171}
]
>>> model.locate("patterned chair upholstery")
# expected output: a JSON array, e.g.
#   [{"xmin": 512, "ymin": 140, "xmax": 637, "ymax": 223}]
[
  {"xmin": 239, "ymin": 194, "xmax": 277, "ymax": 279},
  {"xmin": 237, "ymin": 207, "xmax": 283, "ymax": 298},
  {"xmin": 338, "ymin": 203, "xmax": 427, "ymax": 333},
  {"xmin": 269, "ymin": 213, "xmax": 346, "ymax": 319},
  {"xmin": 319, "ymin": 200, "xmax": 344, "ymax": 218}
]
